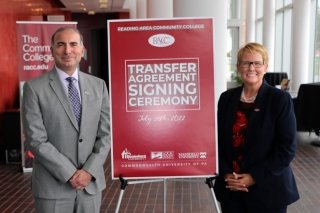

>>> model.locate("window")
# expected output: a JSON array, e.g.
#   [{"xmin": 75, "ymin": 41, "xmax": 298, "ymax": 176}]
[
  {"xmin": 274, "ymin": 4, "xmax": 292, "ymax": 75},
  {"xmin": 228, "ymin": 0, "xmax": 241, "ymax": 19},
  {"xmin": 227, "ymin": 26, "xmax": 240, "ymax": 81},
  {"xmin": 313, "ymin": 0, "xmax": 320, "ymax": 81},
  {"xmin": 227, "ymin": 0, "xmax": 242, "ymax": 83},
  {"xmin": 255, "ymin": 0, "xmax": 263, "ymax": 42}
]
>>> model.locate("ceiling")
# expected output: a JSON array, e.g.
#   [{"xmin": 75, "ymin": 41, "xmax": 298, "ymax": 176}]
[
  {"xmin": 0, "ymin": 0, "xmax": 127, "ymax": 15},
  {"xmin": 59, "ymin": 0, "xmax": 127, "ymax": 13}
]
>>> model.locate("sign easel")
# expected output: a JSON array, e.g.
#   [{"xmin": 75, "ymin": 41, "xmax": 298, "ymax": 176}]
[
  {"xmin": 115, "ymin": 176, "xmax": 221, "ymax": 213},
  {"xmin": 108, "ymin": 17, "xmax": 218, "ymax": 213}
]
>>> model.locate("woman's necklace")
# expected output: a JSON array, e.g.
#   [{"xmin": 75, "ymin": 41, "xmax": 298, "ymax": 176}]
[{"xmin": 240, "ymin": 88, "xmax": 256, "ymax": 103}]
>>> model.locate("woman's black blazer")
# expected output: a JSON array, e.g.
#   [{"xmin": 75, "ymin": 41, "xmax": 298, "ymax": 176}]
[{"xmin": 213, "ymin": 82, "xmax": 299, "ymax": 208}]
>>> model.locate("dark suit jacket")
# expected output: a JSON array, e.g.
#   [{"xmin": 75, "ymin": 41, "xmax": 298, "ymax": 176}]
[
  {"xmin": 22, "ymin": 69, "xmax": 110, "ymax": 199},
  {"xmin": 213, "ymin": 82, "xmax": 299, "ymax": 208}
]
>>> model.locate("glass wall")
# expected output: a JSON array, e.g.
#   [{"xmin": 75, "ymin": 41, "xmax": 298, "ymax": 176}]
[
  {"xmin": 228, "ymin": 0, "xmax": 318, "ymax": 84},
  {"xmin": 227, "ymin": 26, "xmax": 240, "ymax": 81},
  {"xmin": 255, "ymin": 0, "xmax": 263, "ymax": 43},
  {"xmin": 227, "ymin": 0, "xmax": 242, "ymax": 83},
  {"xmin": 274, "ymin": 3, "xmax": 292, "ymax": 75},
  {"xmin": 314, "ymin": 0, "xmax": 320, "ymax": 81},
  {"xmin": 228, "ymin": 0, "xmax": 241, "ymax": 19}
]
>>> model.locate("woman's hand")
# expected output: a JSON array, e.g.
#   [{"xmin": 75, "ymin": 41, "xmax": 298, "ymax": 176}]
[{"xmin": 224, "ymin": 172, "xmax": 256, "ymax": 192}]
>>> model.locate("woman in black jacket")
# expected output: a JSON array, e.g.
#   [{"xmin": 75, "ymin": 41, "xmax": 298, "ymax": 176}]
[{"xmin": 214, "ymin": 42, "xmax": 299, "ymax": 213}]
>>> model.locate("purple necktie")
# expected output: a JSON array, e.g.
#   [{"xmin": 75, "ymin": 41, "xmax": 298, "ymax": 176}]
[{"xmin": 66, "ymin": 77, "xmax": 81, "ymax": 126}]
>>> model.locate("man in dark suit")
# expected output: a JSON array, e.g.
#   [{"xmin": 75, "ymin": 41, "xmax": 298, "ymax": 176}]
[{"xmin": 22, "ymin": 27, "xmax": 110, "ymax": 213}]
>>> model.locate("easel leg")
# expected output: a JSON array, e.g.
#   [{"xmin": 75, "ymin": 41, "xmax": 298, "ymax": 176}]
[
  {"xmin": 115, "ymin": 176, "xmax": 128, "ymax": 213},
  {"xmin": 205, "ymin": 177, "xmax": 221, "ymax": 213},
  {"xmin": 163, "ymin": 178, "xmax": 167, "ymax": 213}
]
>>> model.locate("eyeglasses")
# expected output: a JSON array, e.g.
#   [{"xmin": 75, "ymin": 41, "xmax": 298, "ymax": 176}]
[{"xmin": 239, "ymin": 61, "xmax": 264, "ymax": 68}]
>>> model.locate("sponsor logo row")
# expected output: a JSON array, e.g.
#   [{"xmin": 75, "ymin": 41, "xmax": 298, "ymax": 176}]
[{"xmin": 121, "ymin": 148, "xmax": 207, "ymax": 161}]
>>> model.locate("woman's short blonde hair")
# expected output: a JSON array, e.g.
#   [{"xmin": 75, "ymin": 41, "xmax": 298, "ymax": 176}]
[{"xmin": 237, "ymin": 42, "xmax": 269, "ymax": 65}]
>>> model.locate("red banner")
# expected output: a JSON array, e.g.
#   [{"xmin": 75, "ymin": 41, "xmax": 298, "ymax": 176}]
[
  {"xmin": 16, "ymin": 21, "xmax": 77, "ymax": 171},
  {"xmin": 108, "ymin": 18, "xmax": 217, "ymax": 179}
]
